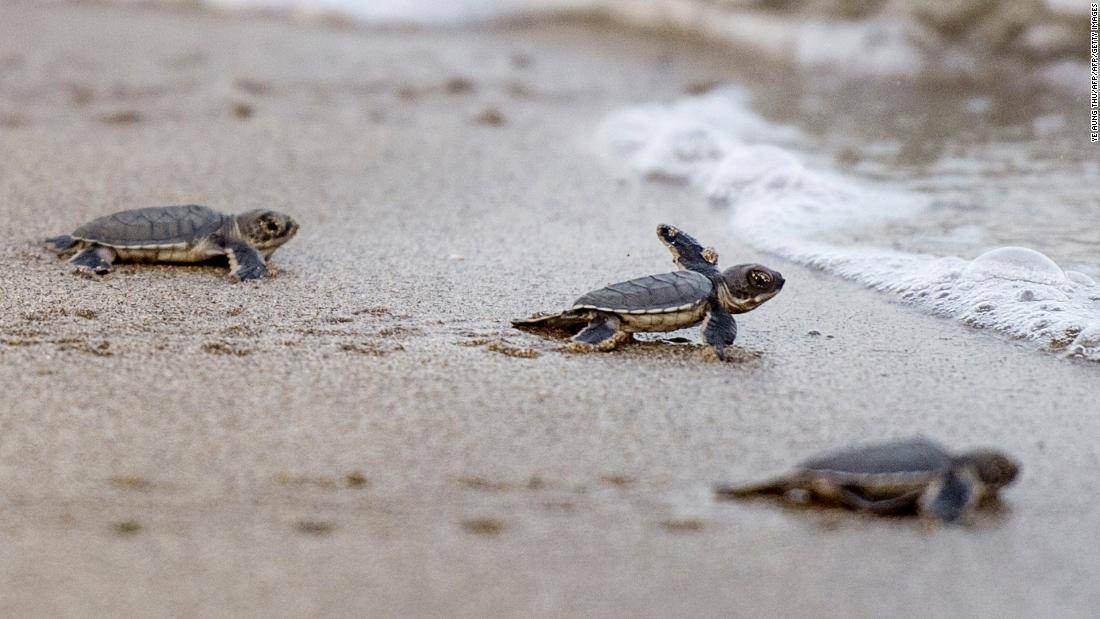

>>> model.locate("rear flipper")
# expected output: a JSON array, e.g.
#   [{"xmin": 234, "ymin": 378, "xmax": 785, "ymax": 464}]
[
  {"xmin": 714, "ymin": 477, "xmax": 793, "ymax": 500},
  {"xmin": 69, "ymin": 245, "xmax": 115, "ymax": 275},
  {"xmin": 919, "ymin": 468, "xmax": 978, "ymax": 523},
  {"xmin": 702, "ymin": 305, "xmax": 737, "ymax": 361},
  {"xmin": 657, "ymin": 224, "xmax": 720, "ymax": 274},
  {"xmin": 564, "ymin": 314, "xmax": 630, "ymax": 352},
  {"xmin": 45, "ymin": 235, "xmax": 79, "ymax": 254},
  {"xmin": 512, "ymin": 310, "xmax": 590, "ymax": 333}
]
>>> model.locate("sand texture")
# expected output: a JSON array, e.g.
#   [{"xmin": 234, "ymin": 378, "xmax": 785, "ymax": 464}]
[{"xmin": 0, "ymin": 3, "xmax": 1098, "ymax": 617}]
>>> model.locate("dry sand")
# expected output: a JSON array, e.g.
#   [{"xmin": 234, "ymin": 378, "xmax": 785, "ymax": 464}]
[{"xmin": 1, "ymin": 3, "xmax": 1098, "ymax": 617}]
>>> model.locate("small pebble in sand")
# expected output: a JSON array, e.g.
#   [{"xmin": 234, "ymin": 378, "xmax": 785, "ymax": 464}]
[
  {"xmin": 454, "ymin": 476, "xmax": 510, "ymax": 492},
  {"xmin": 684, "ymin": 79, "xmax": 720, "ymax": 95},
  {"xmin": 98, "ymin": 110, "xmax": 142, "ymax": 125},
  {"xmin": 234, "ymin": 78, "xmax": 270, "ymax": 95},
  {"xmin": 461, "ymin": 518, "xmax": 506, "ymax": 536},
  {"xmin": 444, "ymin": 76, "xmax": 475, "ymax": 95},
  {"xmin": 109, "ymin": 475, "xmax": 155, "ymax": 491},
  {"xmin": 66, "ymin": 84, "xmax": 95, "ymax": 106},
  {"xmin": 808, "ymin": 330, "xmax": 822, "ymax": 336},
  {"xmin": 601, "ymin": 474, "xmax": 635, "ymax": 488},
  {"xmin": 231, "ymin": 102, "xmax": 254, "ymax": 119},
  {"xmin": 542, "ymin": 500, "xmax": 576, "ymax": 512},
  {"xmin": 276, "ymin": 473, "xmax": 336, "ymax": 488},
  {"xmin": 113, "ymin": 520, "xmax": 143, "ymax": 536},
  {"xmin": 345, "ymin": 471, "xmax": 369, "ymax": 488},
  {"xmin": 294, "ymin": 520, "xmax": 336, "ymax": 536},
  {"xmin": 472, "ymin": 108, "xmax": 506, "ymax": 127},
  {"xmin": 660, "ymin": 518, "xmax": 706, "ymax": 533},
  {"xmin": 74, "ymin": 308, "xmax": 97, "ymax": 319}
]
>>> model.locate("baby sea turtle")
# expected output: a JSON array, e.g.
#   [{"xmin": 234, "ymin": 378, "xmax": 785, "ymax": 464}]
[
  {"xmin": 45, "ymin": 204, "xmax": 298, "ymax": 281},
  {"xmin": 715, "ymin": 438, "xmax": 1019, "ymax": 523},
  {"xmin": 511, "ymin": 224, "xmax": 784, "ymax": 359}
]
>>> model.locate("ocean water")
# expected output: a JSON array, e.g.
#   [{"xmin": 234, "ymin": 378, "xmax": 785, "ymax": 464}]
[
  {"xmin": 599, "ymin": 87, "xmax": 1100, "ymax": 362},
  {"xmin": 205, "ymin": 0, "xmax": 1089, "ymax": 85}
]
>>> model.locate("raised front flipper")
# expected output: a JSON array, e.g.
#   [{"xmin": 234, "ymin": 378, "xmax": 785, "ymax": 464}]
[
  {"xmin": 702, "ymin": 304, "xmax": 737, "ymax": 361},
  {"xmin": 223, "ymin": 239, "xmax": 267, "ymax": 282},
  {"xmin": 657, "ymin": 224, "xmax": 720, "ymax": 274},
  {"xmin": 919, "ymin": 468, "xmax": 978, "ymax": 523}
]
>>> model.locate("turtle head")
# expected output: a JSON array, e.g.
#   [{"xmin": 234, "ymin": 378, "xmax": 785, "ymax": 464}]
[
  {"xmin": 719, "ymin": 264, "xmax": 785, "ymax": 313},
  {"xmin": 237, "ymin": 210, "xmax": 299, "ymax": 250},
  {"xmin": 955, "ymin": 450, "xmax": 1019, "ymax": 490}
]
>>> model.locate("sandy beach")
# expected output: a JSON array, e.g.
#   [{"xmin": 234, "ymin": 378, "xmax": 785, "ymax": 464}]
[{"xmin": 1, "ymin": 3, "xmax": 1099, "ymax": 616}]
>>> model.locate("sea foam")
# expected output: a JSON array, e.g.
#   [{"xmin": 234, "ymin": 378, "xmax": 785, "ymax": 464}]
[{"xmin": 599, "ymin": 90, "xmax": 1100, "ymax": 361}]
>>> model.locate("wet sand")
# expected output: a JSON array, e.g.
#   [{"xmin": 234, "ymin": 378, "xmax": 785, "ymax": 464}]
[{"xmin": 1, "ymin": 3, "xmax": 1098, "ymax": 616}]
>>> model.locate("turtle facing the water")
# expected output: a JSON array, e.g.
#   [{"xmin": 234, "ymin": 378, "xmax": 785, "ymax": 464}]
[
  {"xmin": 45, "ymin": 204, "xmax": 298, "ymax": 281},
  {"xmin": 715, "ymin": 438, "xmax": 1019, "ymax": 523},
  {"xmin": 511, "ymin": 224, "xmax": 784, "ymax": 360}
]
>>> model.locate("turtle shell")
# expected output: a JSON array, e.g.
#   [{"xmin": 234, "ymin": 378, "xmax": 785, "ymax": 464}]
[
  {"xmin": 799, "ymin": 439, "xmax": 952, "ymax": 490},
  {"xmin": 73, "ymin": 204, "xmax": 227, "ymax": 247},
  {"xmin": 572, "ymin": 270, "xmax": 713, "ymax": 313}
]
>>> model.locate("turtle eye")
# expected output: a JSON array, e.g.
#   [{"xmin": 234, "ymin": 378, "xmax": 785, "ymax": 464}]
[
  {"xmin": 262, "ymin": 219, "xmax": 280, "ymax": 234},
  {"xmin": 748, "ymin": 270, "xmax": 772, "ymax": 288}
]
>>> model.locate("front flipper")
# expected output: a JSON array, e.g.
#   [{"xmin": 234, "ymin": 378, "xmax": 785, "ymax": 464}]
[
  {"xmin": 657, "ymin": 224, "xmax": 720, "ymax": 274},
  {"xmin": 69, "ymin": 245, "xmax": 115, "ymax": 275},
  {"xmin": 919, "ymin": 468, "xmax": 978, "ymax": 523},
  {"xmin": 564, "ymin": 314, "xmax": 629, "ymax": 352},
  {"xmin": 224, "ymin": 240, "xmax": 268, "ymax": 282},
  {"xmin": 702, "ymin": 305, "xmax": 737, "ymax": 361}
]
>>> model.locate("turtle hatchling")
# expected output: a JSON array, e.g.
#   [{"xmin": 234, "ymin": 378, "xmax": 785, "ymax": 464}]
[
  {"xmin": 45, "ymin": 204, "xmax": 298, "ymax": 281},
  {"xmin": 715, "ymin": 438, "xmax": 1019, "ymax": 523},
  {"xmin": 511, "ymin": 224, "xmax": 784, "ymax": 359}
]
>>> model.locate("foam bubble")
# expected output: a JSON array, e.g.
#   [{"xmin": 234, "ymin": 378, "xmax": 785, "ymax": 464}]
[
  {"xmin": 599, "ymin": 90, "xmax": 1100, "ymax": 362},
  {"xmin": 962, "ymin": 248, "xmax": 1068, "ymax": 287}
]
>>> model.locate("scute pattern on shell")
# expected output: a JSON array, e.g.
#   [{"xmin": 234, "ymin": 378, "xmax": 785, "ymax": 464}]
[
  {"xmin": 801, "ymin": 439, "xmax": 953, "ymax": 477},
  {"xmin": 73, "ymin": 204, "xmax": 226, "ymax": 246},
  {"xmin": 572, "ymin": 270, "xmax": 713, "ymax": 312}
]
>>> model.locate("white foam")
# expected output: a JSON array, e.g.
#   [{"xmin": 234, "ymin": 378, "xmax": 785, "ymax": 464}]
[{"xmin": 599, "ymin": 90, "xmax": 1100, "ymax": 361}]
